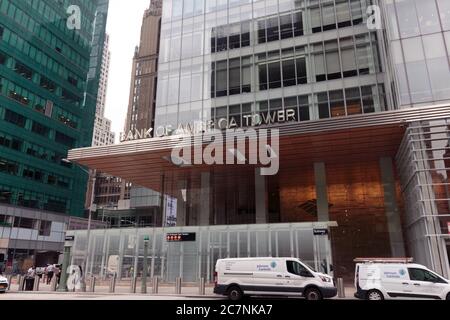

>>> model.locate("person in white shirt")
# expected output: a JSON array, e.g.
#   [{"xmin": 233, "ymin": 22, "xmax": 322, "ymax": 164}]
[{"xmin": 46, "ymin": 264, "xmax": 54, "ymax": 284}]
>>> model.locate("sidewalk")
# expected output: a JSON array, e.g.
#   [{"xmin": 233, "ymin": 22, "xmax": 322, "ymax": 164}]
[{"xmin": 6, "ymin": 278, "xmax": 356, "ymax": 299}]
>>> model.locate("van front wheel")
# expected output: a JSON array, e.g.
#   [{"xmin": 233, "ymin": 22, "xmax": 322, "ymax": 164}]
[
  {"xmin": 367, "ymin": 290, "xmax": 384, "ymax": 301},
  {"xmin": 227, "ymin": 286, "xmax": 243, "ymax": 301},
  {"xmin": 304, "ymin": 287, "xmax": 323, "ymax": 300}
]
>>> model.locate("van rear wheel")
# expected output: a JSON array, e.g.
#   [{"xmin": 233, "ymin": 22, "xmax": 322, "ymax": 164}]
[
  {"xmin": 227, "ymin": 286, "xmax": 243, "ymax": 301},
  {"xmin": 367, "ymin": 290, "xmax": 384, "ymax": 301},
  {"xmin": 304, "ymin": 288, "xmax": 323, "ymax": 301}
]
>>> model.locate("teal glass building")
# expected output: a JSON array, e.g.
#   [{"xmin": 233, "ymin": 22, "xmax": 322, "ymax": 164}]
[
  {"xmin": 0, "ymin": 0, "xmax": 109, "ymax": 271},
  {"xmin": 0, "ymin": 0, "xmax": 108, "ymax": 216}
]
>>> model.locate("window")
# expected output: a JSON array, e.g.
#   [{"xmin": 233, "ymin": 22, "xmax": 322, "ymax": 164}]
[
  {"xmin": 293, "ymin": 12, "xmax": 304, "ymax": 37},
  {"xmin": 241, "ymin": 22, "xmax": 250, "ymax": 47},
  {"xmin": 341, "ymin": 47, "xmax": 358, "ymax": 77},
  {"xmin": 4, "ymin": 109, "xmax": 26, "ymax": 127},
  {"xmin": 330, "ymin": 90, "xmax": 346, "ymax": 117},
  {"xmin": 241, "ymin": 62, "xmax": 251, "ymax": 93},
  {"xmin": 0, "ymin": 52, "xmax": 6, "ymax": 65},
  {"xmin": 396, "ymin": 0, "xmax": 420, "ymax": 38},
  {"xmin": 68, "ymin": 76, "xmax": 78, "ymax": 87},
  {"xmin": 361, "ymin": 86, "xmax": 375, "ymax": 113},
  {"xmin": 286, "ymin": 261, "xmax": 313, "ymax": 277},
  {"xmin": 298, "ymin": 95, "xmax": 310, "ymax": 121},
  {"xmin": 258, "ymin": 20, "xmax": 266, "ymax": 43},
  {"xmin": 315, "ymin": 53, "xmax": 326, "ymax": 82},
  {"xmin": 216, "ymin": 61, "xmax": 228, "ymax": 97},
  {"xmin": 55, "ymin": 131, "xmax": 75, "ymax": 148},
  {"xmin": 282, "ymin": 59, "xmax": 296, "ymax": 87},
  {"xmin": 259, "ymin": 64, "xmax": 268, "ymax": 90},
  {"xmin": 408, "ymin": 268, "xmax": 447, "ymax": 284},
  {"xmin": 322, "ymin": 4, "xmax": 336, "ymax": 31},
  {"xmin": 326, "ymin": 50, "xmax": 341, "ymax": 80},
  {"xmin": 311, "ymin": 7, "xmax": 322, "ymax": 33},
  {"xmin": 40, "ymin": 76, "xmax": 56, "ymax": 92},
  {"xmin": 336, "ymin": 0, "xmax": 352, "ymax": 28},
  {"xmin": 266, "ymin": 17, "xmax": 279, "ymax": 42},
  {"xmin": 229, "ymin": 58, "xmax": 241, "ymax": 95},
  {"xmin": 14, "ymin": 62, "xmax": 33, "ymax": 80},
  {"xmin": 0, "ymin": 158, "xmax": 19, "ymax": 175},
  {"xmin": 0, "ymin": 190, "xmax": 12, "ymax": 204},
  {"xmin": 350, "ymin": 0, "xmax": 363, "ymax": 25},
  {"xmin": 268, "ymin": 62, "xmax": 281, "ymax": 89},
  {"xmin": 415, "ymin": 0, "xmax": 440, "ymax": 35},
  {"xmin": 39, "ymin": 220, "xmax": 52, "ymax": 237},
  {"xmin": 9, "ymin": 91, "xmax": 30, "ymax": 105},
  {"xmin": 280, "ymin": 14, "xmax": 293, "ymax": 39},
  {"xmin": 32, "ymin": 122, "xmax": 50, "ymax": 137},
  {"xmin": 345, "ymin": 88, "xmax": 362, "ymax": 115},
  {"xmin": 437, "ymin": 0, "xmax": 450, "ymax": 30},
  {"xmin": 13, "ymin": 217, "xmax": 36, "ymax": 229},
  {"xmin": 318, "ymin": 92, "xmax": 330, "ymax": 119},
  {"xmin": 296, "ymin": 57, "xmax": 307, "ymax": 84}
]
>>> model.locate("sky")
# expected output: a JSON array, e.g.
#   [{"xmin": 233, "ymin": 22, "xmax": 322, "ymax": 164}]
[{"xmin": 104, "ymin": 0, "xmax": 151, "ymax": 138}]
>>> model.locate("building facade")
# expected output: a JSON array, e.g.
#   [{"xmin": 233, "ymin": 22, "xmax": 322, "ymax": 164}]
[
  {"xmin": 124, "ymin": 0, "xmax": 163, "ymax": 135},
  {"xmin": 68, "ymin": 0, "xmax": 450, "ymax": 283},
  {"xmin": 92, "ymin": 33, "xmax": 115, "ymax": 147},
  {"xmin": 0, "ymin": 0, "xmax": 109, "ymax": 272}
]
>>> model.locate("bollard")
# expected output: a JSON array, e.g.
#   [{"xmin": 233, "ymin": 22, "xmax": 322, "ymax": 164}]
[
  {"xmin": 7, "ymin": 275, "xmax": 12, "ymax": 291},
  {"xmin": 50, "ymin": 276, "xmax": 58, "ymax": 291},
  {"xmin": 152, "ymin": 277, "xmax": 159, "ymax": 294},
  {"xmin": 175, "ymin": 277, "xmax": 182, "ymax": 295},
  {"xmin": 33, "ymin": 276, "xmax": 40, "ymax": 291},
  {"xmin": 131, "ymin": 276, "xmax": 137, "ymax": 293},
  {"xmin": 199, "ymin": 278, "xmax": 205, "ymax": 296},
  {"xmin": 18, "ymin": 275, "xmax": 24, "ymax": 292},
  {"xmin": 337, "ymin": 278, "xmax": 345, "ymax": 298},
  {"xmin": 109, "ymin": 273, "xmax": 117, "ymax": 293},
  {"xmin": 90, "ymin": 276, "xmax": 96, "ymax": 292}
]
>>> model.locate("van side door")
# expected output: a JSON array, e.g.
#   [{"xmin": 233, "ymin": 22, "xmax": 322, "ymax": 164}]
[
  {"xmin": 285, "ymin": 260, "xmax": 315, "ymax": 295},
  {"xmin": 407, "ymin": 268, "xmax": 449, "ymax": 299}
]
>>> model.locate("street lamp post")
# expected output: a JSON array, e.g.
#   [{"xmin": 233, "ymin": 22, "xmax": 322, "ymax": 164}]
[
  {"xmin": 57, "ymin": 244, "xmax": 71, "ymax": 292},
  {"xmin": 62, "ymin": 159, "xmax": 96, "ymax": 292},
  {"xmin": 141, "ymin": 235, "xmax": 149, "ymax": 294}
]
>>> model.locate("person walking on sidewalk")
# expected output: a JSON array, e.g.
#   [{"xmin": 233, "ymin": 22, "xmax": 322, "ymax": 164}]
[{"xmin": 46, "ymin": 264, "xmax": 54, "ymax": 284}]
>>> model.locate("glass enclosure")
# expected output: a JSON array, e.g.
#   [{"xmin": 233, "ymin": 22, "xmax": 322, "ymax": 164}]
[{"xmin": 68, "ymin": 222, "xmax": 335, "ymax": 283}]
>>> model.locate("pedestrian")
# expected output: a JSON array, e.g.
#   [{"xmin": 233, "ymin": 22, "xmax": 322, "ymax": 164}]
[
  {"xmin": 54, "ymin": 265, "xmax": 61, "ymax": 285},
  {"xmin": 46, "ymin": 264, "xmax": 54, "ymax": 285},
  {"xmin": 43, "ymin": 265, "xmax": 48, "ymax": 284},
  {"xmin": 25, "ymin": 266, "xmax": 36, "ymax": 291}
]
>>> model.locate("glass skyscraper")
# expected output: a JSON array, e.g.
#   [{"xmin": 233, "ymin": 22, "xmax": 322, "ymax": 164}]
[
  {"xmin": 0, "ymin": 0, "xmax": 109, "ymax": 272},
  {"xmin": 0, "ymin": 0, "xmax": 108, "ymax": 216},
  {"xmin": 68, "ymin": 0, "xmax": 450, "ymax": 283}
]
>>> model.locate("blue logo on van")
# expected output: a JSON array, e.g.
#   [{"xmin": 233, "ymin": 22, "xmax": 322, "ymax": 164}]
[
  {"xmin": 271, "ymin": 262, "xmax": 277, "ymax": 269},
  {"xmin": 399, "ymin": 269, "xmax": 406, "ymax": 276}
]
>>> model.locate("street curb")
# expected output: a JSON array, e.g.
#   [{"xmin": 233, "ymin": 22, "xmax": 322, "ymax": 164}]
[{"xmin": 6, "ymin": 290, "xmax": 223, "ymax": 299}]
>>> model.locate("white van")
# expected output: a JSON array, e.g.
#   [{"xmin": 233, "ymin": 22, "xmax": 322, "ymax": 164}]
[
  {"xmin": 354, "ymin": 258, "xmax": 450, "ymax": 300},
  {"xmin": 213, "ymin": 257, "xmax": 337, "ymax": 300}
]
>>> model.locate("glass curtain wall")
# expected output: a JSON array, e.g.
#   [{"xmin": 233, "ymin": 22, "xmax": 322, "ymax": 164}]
[
  {"xmin": 69, "ymin": 222, "xmax": 335, "ymax": 283},
  {"xmin": 156, "ymin": 0, "xmax": 387, "ymax": 130},
  {"xmin": 382, "ymin": 0, "xmax": 450, "ymax": 107},
  {"xmin": 397, "ymin": 119, "xmax": 450, "ymax": 279}
]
